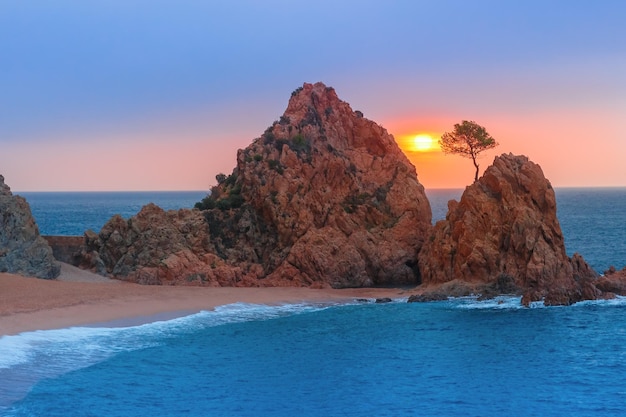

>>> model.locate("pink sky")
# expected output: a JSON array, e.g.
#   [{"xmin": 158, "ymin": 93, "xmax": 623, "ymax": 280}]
[
  {"xmin": 2, "ymin": 2, "xmax": 625, "ymax": 191},
  {"xmin": 5, "ymin": 103, "xmax": 624, "ymax": 192}
]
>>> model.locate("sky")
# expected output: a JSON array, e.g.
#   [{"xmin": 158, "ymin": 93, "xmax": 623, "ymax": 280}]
[{"xmin": 1, "ymin": 0, "xmax": 625, "ymax": 191}]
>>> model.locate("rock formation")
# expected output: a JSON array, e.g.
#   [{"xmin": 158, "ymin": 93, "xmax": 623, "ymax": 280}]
[
  {"xmin": 415, "ymin": 153, "xmax": 602, "ymax": 306},
  {"xmin": 0, "ymin": 175, "xmax": 61, "ymax": 279},
  {"xmin": 79, "ymin": 82, "xmax": 432, "ymax": 287},
  {"xmin": 595, "ymin": 266, "xmax": 626, "ymax": 295}
]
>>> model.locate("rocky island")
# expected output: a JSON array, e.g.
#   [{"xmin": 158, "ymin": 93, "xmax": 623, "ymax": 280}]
[
  {"xmin": 414, "ymin": 153, "xmax": 601, "ymax": 306},
  {"xmin": 4, "ymin": 82, "xmax": 626, "ymax": 306}
]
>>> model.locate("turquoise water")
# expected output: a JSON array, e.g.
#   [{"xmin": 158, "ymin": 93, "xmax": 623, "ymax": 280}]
[{"xmin": 2, "ymin": 188, "xmax": 626, "ymax": 416}]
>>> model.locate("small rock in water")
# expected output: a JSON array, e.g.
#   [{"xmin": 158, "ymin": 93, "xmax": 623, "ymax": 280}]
[{"xmin": 375, "ymin": 297, "xmax": 392, "ymax": 304}]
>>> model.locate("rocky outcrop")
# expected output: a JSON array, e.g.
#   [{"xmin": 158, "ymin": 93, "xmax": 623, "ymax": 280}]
[
  {"xmin": 0, "ymin": 175, "xmax": 60, "ymax": 279},
  {"xmin": 595, "ymin": 267, "xmax": 626, "ymax": 295},
  {"xmin": 76, "ymin": 204, "xmax": 242, "ymax": 285},
  {"xmin": 416, "ymin": 154, "xmax": 602, "ymax": 306},
  {"xmin": 79, "ymin": 82, "xmax": 432, "ymax": 287}
]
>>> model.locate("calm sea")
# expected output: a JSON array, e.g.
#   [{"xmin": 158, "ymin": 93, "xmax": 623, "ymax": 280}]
[
  {"xmin": 17, "ymin": 191, "xmax": 207, "ymax": 236},
  {"xmin": 2, "ymin": 188, "xmax": 625, "ymax": 416}
]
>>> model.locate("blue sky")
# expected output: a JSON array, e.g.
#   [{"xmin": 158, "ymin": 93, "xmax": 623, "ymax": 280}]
[{"xmin": 1, "ymin": 1, "xmax": 625, "ymax": 190}]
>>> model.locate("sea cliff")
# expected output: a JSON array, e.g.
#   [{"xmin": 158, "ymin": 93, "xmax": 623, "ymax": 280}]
[
  {"xmin": 414, "ymin": 154, "xmax": 602, "ymax": 305},
  {"xmin": 77, "ymin": 82, "xmax": 432, "ymax": 288}
]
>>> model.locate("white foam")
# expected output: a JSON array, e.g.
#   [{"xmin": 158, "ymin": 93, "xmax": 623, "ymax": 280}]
[
  {"xmin": 0, "ymin": 301, "xmax": 339, "ymax": 408},
  {"xmin": 571, "ymin": 295, "xmax": 626, "ymax": 308},
  {"xmin": 448, "ymin": 294, "xmax": 626, "ymax": 310},
  {"xmin": 450, "ymin": 295, "xmax": 529, "ymax": 310},
  {"xmin": 0, "ymin": 301, "xmax": 336, "ymax": 371}
]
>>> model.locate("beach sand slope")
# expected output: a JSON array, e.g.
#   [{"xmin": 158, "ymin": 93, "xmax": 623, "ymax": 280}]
[{"xmin": 1, "ymin": 263, "xmax": 409, "ymax": 335}]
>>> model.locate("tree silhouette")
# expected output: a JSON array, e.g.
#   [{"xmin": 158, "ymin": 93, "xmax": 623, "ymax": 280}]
[{"xmin": 439, "ymin": 120, "xmax": 498, "ymax": 183}]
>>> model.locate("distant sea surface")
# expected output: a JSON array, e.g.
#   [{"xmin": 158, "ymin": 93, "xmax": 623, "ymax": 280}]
[
  {"xmin": 2, "ymin": 187, "xmax": 625, "ymax": 416},
  {"xmin": 18, "ymin": 191, "xmax": 206, "ymax": 236}
]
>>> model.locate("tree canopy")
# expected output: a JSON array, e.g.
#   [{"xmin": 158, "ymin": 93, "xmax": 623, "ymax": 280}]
[{"xmin": 439, "ymin": 120, "xmax": 498, "ymax": 183}]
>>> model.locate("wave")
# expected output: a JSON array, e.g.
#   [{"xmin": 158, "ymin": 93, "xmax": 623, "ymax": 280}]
[
  {"xmin": 448, "ymin": 294, "xmax": 626, "ymax": 310},
  {"xmin": 0, "ymin": 301, "xmax": 342, "ymax": 409}
]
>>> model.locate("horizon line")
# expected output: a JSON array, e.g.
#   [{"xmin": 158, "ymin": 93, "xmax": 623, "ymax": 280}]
[{"xmin": 13, "ymin": 185, "xmax": 626, "ymax": 193}]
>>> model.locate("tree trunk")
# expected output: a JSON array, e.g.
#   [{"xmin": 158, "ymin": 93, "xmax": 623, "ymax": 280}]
[{"xmin": 472, "ymin": 156, "xmax": 479, "ymax": 183}]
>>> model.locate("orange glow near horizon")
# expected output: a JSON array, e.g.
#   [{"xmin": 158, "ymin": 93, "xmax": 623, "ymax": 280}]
[
  {"xmin": 391, "ymin": 127, "xmax": 495, "ymax": 189},
  {"xmin": 397, "ymin": 132, "xmax": 441, "ymax": 154},
  {"xmin": 4, "ymin": 106, "xmax": 626, "ymax": 192}
]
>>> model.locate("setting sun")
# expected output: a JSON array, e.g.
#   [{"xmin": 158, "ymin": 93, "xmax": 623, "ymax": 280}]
[
  {"xmin": 409, "ymin": 134, "xmax": 439, "ymax": 152},
  {"xmin": 396, "ymin": 132, "xmax": 441, "ymax": 155}
]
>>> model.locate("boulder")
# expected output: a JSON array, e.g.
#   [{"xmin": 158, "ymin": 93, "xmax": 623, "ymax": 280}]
[
  {"xmin": 595, "ymin": 266, "xmax": 626, "ymax": 296},
  {"xmin": 0, "ymin": 175, "xmax": 60, "ymax": 279},
  {"xmin": 416, "ymin": 154, "xmax": 599, "ymax": 306}
]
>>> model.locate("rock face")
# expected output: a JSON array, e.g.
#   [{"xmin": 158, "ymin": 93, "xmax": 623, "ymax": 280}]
[
  {"xmin": 595, "ymin": 266, "xmax": 626, "ymax": 295},
  {"xmin": 80, "ymin": 82, "xmax": 432, "ymax": 287},
  {"xmin": 77, "ymin": 204, "xmax": 238, "ymax": 285},
  {"xmin": 416, "ymin": 154, "xmax": 601, "ymax": 306},
  {"xmin": 0, "ymin": 175, "xmax": 61, "ymax": 279}
]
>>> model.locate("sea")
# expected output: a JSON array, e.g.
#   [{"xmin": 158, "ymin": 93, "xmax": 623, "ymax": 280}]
[{"xmin": 1, "ymin": 188, "xmax": 625, "ymax": 416}]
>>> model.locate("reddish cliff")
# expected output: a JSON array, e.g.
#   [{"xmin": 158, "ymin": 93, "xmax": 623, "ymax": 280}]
[
  {"xmin": 416, "ymin": 154, "xmax": 601, "ymax": 306},
  {"xmin": 80, "ymin": 82, "xmax": 432, "ymax": 287}
]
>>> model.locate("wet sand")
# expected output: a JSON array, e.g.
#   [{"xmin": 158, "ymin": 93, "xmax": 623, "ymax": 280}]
[{"xmin": 0, "ymin": 264, "xmax": 410, "ymax": 336}]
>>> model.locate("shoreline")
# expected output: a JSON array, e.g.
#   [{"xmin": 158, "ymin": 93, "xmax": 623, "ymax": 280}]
[{"xmin": 0, "ymin": 267, "xmax": 410, "ymax": 336}]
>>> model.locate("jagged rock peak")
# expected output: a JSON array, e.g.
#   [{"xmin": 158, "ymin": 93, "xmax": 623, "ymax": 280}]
[
  {"xmin": 261, "ymin": 81, "xmax": 399, "ymax": 156},
  {"xmin": 1, "ymin": 175, "xmax": 12, "ymax": 196},
  {"xmin": 0, "ymin": 174, "xmax": 61, "ymax": 279},
  {"xmin": 416, "ymin": 153, "xmax": 599, "ymax": 306},
  {"xmin": 83, "ymin": 82, "xmax": 433, "ymax": 288},
  {"xmin": 227, "ymin": 81, "xmax": 433, "ymax": 286}
]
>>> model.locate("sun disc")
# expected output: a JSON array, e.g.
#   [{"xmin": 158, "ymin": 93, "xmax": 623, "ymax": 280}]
[{"xmin": 412, "ymin": 134, "xmax": 435, "ymax": 152}]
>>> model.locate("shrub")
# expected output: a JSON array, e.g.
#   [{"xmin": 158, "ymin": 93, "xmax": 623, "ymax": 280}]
[
  {"xmin": 267, "ymin": 159, "xmax": 284, "ymax": 174},
  {"xmin": 194, "ymin": 172, "xmax": 243, "ymax": 211},
  {"xmin": 288, "ymin": 133, "xmax": 311, "ymax": 157},
  {"xmin": 292, "ymin": 133, "xmax": 306, "ymax": 147},
  {"xmin": 275, "ymin": 138, "xmax": 288, "ymax": 150},
  {"xmin": 263, "ymin": 131, "xmax": 276, "ymax": 144},
  {"xmin": 216, "ymin": 173, "xmax": 227, "ymax": 184}
]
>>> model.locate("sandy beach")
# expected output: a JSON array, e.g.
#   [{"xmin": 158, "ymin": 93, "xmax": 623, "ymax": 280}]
[{"xmin": 0, "ymin": 263, "xmax": 410, "ymax": 336}]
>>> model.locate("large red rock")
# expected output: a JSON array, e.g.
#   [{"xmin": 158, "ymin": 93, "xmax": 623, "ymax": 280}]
[
  {"xmin": 416, "ymin": 153, "xmax": 601, "ymax": 306},
  {"xmin": 80, "ymin": 82, "xmax": 432, "ymax": 287}
]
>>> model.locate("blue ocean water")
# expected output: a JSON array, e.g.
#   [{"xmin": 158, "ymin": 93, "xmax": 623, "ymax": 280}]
[
  {"xmin": 3, "ymin": 298, "xmax": 626, "ymax": 416},
  {"xmin": 2, "ymin": 188, "xmax": 626, "ymax": 416},
  {"xmin": 16, "ymin": 191, "xmax": 206, "ymax": 236}
]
